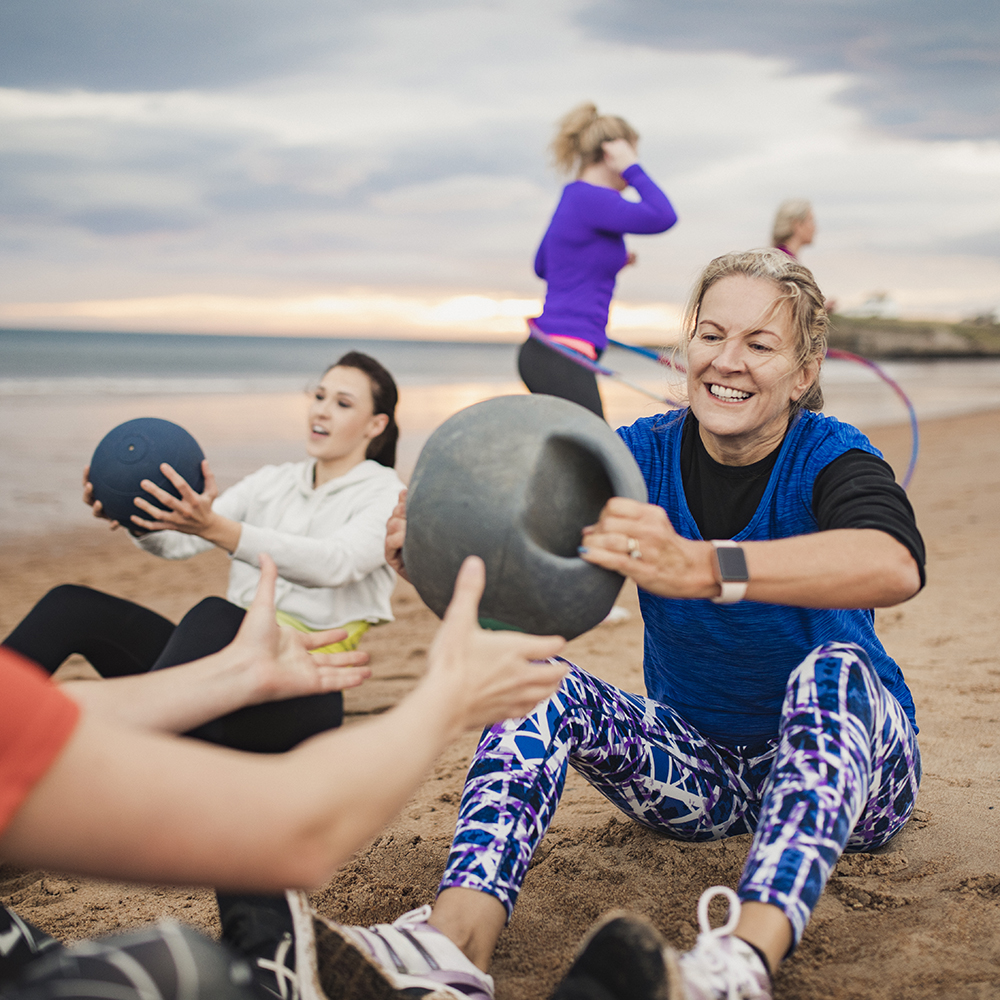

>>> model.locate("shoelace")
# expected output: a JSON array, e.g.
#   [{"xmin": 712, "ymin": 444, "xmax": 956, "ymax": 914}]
[
  {"xmin": 680, "ymin": 887, "xmax": 764, "ymax": 1000},
  {"xmin": 257, "ymin": 932, "xmax": 299, "ymax": 1000}
]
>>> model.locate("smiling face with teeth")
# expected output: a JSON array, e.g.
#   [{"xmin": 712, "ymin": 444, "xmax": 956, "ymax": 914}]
[{"xmin": 687, "ymin": 274, "xmax": 820, "ymax": 467}]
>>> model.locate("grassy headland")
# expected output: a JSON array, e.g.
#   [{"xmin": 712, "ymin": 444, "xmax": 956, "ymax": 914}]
[{"xmin": 827, "ymin": 315, "xmax": 1000, "ymax": 358}]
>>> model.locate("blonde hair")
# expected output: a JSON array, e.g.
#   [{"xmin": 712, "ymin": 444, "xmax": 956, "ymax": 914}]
[
  {"xmin": 771, "ymin": 198, "xmax": 813, "ymax": 247},
  {"xmin": 550, "ymin": 102, "xmax": 639, "ymax": 176},
  {"xmin": 682, "ymin": 248, "xmax": 827, "ymax": 413}
]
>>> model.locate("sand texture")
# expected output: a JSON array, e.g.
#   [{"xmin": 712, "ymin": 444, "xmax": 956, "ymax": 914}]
[{"xmin": 1, "ymin": 409, "xmax": 999, "ymax": 999}]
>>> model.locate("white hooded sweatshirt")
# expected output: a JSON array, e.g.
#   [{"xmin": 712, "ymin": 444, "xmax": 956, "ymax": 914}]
[{"xmin": 135, "ymin": 459, "xmax": 404, "ymax": 628}]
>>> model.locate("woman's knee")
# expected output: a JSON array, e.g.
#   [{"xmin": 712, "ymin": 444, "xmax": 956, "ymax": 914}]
[
  {"xmin": 784, "ymin": 642, "xmax": 882, "ymax": 733},
  {"xmin": 33, "ymin": 584, "xmax": 109, "ymax": 617},
  {"xmin": 44, "ymin": 583, "xmax": 97, "ymax": 602},
  {"xmin": 179, "ymin": 597, "xmax": 246, "ymax": 630},
  {"xmin": 151, "ymin": 598, "xmax": 245, "ymax": 670},
  {"xmin": 788, "ymin": 642, "xmax": 881, "ymax": 696}
]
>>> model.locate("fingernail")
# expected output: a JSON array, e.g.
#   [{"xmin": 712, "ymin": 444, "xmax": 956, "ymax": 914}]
[{"xmin": 577, "ymin": 546, "xmax": 589, "ymax": 555}]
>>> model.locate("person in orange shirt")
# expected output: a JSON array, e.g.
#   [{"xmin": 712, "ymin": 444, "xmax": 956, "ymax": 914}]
[{"xmin": 0, "ymin": 555, "xmax": 567, "ymax": 1000}]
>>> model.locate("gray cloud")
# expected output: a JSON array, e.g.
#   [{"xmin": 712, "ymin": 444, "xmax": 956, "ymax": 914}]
[
  {"xmin": 5, "ymin": 0, "xmax": 994, "ymax": 142},
  {"xmin": 67, "ymin": 206, "xmax": 200, "ymax": 236},
  {"xmin": 0, "ymin": 0, "xmax": 414, "ymax": 90},
  {"xmin": 576, "ymin": 0, "xmax": 1000, "ymax": 141},
  {"xmin": 1, "ymin": 1, "xmax": 997, "ymax": 316}
]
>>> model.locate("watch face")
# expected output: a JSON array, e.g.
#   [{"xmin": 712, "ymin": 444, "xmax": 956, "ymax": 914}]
[{"xmin": 716, "ymin": 545, "xmax": 749, "ymax": 582}]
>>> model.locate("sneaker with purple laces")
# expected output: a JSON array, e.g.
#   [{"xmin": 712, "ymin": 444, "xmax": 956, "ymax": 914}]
[
  {"xmin": 549, "ymin": 886, "xmax": 771, "ymax": 1000},
  {"xmin": 287, "ymin": 892, "xmax": 494, "ymax": 1000}
]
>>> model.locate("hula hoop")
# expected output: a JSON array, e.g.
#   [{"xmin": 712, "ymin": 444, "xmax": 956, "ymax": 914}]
[
  {"xmin": 825, "ymin": 348, "xmax": 919, "ymax": 489},
  {"xmin": 528, "ymin": 324, "xmax": 682, "ymax": 406},
  {"xmin": 533, "ymin": 331, "xmax": 919, "ymax": 488}
]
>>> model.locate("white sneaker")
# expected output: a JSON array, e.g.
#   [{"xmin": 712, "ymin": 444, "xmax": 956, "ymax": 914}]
[
  {"xmin": 287, "ymin": 892, "xmax": 494, "ymax": 1000},
  {"xmin": 675, "ymin": 887, "xmax": 772, "ymax": 1000}
]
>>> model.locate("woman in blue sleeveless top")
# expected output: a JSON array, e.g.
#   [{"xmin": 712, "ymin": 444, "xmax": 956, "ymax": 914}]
[{"xmin": 318, "ymin": 250, "xmax": 924, "ymax": 1000}]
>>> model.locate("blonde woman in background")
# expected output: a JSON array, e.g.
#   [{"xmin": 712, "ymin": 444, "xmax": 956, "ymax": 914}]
[
  {"xmin": 519, "ymin": 102, "xmax": 678, "ymax": 418},
  {"xmin": 771, "ymin": 198, "xmax": 815, "ymax": 259}
]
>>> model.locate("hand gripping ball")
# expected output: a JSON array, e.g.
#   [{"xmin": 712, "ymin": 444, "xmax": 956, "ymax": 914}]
[
  {"xmin": 89, "ymin": 418, "xmax": 205, "ymax": 535},
  {"xmin": 403, "ymin": 395, "xmax": 648, "ymax": 639}
]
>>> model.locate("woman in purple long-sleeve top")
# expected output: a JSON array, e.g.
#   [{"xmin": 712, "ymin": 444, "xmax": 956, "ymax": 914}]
[{"xmin": 519, "ymin": 103, "xmax": 678, "ymax": 418}]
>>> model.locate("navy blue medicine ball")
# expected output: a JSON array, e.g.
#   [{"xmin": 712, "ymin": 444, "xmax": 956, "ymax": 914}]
[
  {"xmin": 89, "ymin": 418, "xmax": 205, "ymax": 535},
  {"xmin": 403, "ymin": 394, "xmax": 648, "ymax": 640}
]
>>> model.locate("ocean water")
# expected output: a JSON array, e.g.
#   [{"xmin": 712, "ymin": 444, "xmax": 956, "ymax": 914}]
[
  {"xmin": 3, "ymin": 328, "xmax": 1000, "ymax": 536},
  {"xmin": 0, "ymin": 329, "xmax": 534, "ymax": 394}
]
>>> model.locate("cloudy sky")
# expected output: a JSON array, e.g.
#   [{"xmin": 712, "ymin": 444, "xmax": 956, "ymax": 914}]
[{"xmin": 1, "ymin": 0, "xmax": 998, "ymax": 338}]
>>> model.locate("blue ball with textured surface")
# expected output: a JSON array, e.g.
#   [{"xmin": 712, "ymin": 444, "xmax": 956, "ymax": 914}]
[{"xmin": 89, "ymin": 418, "xmax": 205, "ymax": 535}]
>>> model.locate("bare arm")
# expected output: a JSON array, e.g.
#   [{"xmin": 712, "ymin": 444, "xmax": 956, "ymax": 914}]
[
  {"xmin": 580, "ymin": 497, "xmax": 920, "ymax": 609},
  {"xmin": 0, "ymin": 558, "xmax": 567, "ymax": 890}
]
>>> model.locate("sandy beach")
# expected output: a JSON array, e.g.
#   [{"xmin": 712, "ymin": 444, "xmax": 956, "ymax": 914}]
[{"xmin": 1, "ymin": 407, "xmax": 999, "ymax": 999}]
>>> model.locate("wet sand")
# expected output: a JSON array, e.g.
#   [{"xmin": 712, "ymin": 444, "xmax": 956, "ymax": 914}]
[{"xmin": 1, "ymin": 409, "xmax": 999, "ymax": 999}]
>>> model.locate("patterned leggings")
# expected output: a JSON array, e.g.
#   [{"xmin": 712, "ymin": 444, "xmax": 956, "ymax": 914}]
[{"xmin": 439, "ymin": 642, "xmax": 920, "ymax": 945}]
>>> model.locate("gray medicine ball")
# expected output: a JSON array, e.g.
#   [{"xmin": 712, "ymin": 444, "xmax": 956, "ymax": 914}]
[{"xmin": 403, "ymin": 394, "xmax": 647, "ymax": 639}]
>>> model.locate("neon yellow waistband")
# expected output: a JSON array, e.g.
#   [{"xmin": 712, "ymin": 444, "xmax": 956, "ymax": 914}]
[{"xmin": 273, "ymin": 610, "xmax": 371, "ymax": 654}]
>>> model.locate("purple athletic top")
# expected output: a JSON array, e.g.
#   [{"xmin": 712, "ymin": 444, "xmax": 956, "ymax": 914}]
[{"xmin": 532, "ymin": 163, "xmax": 677, "ymax": 350}]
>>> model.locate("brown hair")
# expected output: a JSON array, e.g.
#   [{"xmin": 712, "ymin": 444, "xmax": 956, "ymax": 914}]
[
  {"xmin": 550, "ymin": 102, "xmax": 639, "ymax": 176},
  {"xmin": 326, "ymin": 351, "xmax": 399, "ymax": 468},
  {"xmin": 682, "ymin": 248, "xmax": 827, "ymax": 413}
]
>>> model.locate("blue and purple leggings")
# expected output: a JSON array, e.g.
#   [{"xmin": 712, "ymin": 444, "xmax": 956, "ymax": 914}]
[{"xmin": 439, "ymin": 642, "xmax": 920, "ymax": 945}]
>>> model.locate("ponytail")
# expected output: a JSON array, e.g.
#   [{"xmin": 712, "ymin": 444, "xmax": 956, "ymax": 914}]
[{"xmin": 550, "ymin": 102, "xmax": 639, "ymax": 176}]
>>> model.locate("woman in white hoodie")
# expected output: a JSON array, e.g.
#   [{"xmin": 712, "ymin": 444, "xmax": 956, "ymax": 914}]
[{"xmin": 3, "ymin": 351, "xmax": 405, "ymax": 752}]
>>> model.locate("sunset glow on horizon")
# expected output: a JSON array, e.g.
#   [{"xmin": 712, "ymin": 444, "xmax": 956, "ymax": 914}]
[{"xmin": 0, "ymin": 293, "xmax": 685, "ymax": 343}]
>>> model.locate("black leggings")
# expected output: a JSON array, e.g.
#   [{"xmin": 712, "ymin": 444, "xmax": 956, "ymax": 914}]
[
  {"xmin": 2, "ymin": 585, "xmax": 343, "ymax": 753},
  {"xmin": 517, "ymin": 335, "xmax": 605, "ymax": 418}
]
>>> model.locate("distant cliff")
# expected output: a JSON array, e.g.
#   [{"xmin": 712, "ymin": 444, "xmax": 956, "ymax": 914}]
[{"xmin": 828, "ymin": 316, "xmax": 1000, "ymax": 358}]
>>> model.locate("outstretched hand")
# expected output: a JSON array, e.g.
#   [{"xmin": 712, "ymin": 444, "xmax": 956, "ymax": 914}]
[
  {"xmin": 130, "ymin": 459, "xmax": 219, "ymax": 534},
  {"xmin": 128, "ymin": 459, "xmax": 242, "ymax": 552},
  {"xmin": 579, "ymin": 497, "xmax": 718, "ymax": 600},
  {"xmin": 425, "ymin": 556, "xmax": 568, "ymax": 730},
  {"xmin": 384, "ymin": 488, "xmax": 409, "ymax": 581},
  {"xmin": 232, "ymin": 553, "xmax": 371, "ymax": 703}
]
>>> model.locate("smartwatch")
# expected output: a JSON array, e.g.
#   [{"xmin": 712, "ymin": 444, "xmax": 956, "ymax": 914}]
[{"xmin": 710, "ymin": 540, "xmax": 749, "ymax": 604}]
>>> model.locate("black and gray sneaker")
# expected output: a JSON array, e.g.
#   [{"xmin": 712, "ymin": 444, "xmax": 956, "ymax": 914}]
[
  {"xmin": 217, "ymin": 892, "xmax": 300, "ymax": 1000},
  {"xmin": 0, "ymin": 904, "xmax": 61, "ymax": 986},
  {"xmin": 550, "ymin": 888, "xmax": 772, "ymax": 1000},
  {"xmin": 549, "ymin": 910, "xmax": 673, "ymax": 1000}
]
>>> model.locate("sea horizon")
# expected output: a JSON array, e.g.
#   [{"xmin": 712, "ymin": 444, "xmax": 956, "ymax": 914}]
[{"xmin": 4, "ymin": 327, "xmax": 1000, "ymax": 537}]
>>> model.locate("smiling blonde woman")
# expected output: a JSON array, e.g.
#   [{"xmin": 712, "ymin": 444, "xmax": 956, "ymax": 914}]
[{"xmin": 317, "ymin": 250, "xmax": 926, "ymax": 1000}]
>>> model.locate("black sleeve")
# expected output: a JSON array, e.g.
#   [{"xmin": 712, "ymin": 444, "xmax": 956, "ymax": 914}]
[{"xmin": 812, "ymin": 450, "xmax": 926, "ymax": 589}]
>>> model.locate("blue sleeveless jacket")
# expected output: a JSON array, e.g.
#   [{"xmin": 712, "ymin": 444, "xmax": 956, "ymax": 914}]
[{"xmin": 616, "ymin": 408, "xmax": 917, "ymax": 745}]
